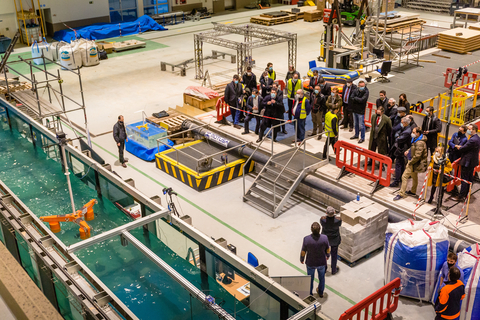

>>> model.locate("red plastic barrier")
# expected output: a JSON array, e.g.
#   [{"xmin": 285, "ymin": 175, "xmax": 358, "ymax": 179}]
[
  {"xmin": 216, "ymin": 96, "xmax": 230, "ymax": 122},
  {"xmin": 339, "ymin": 278, "xmax": 401, "ymax": 320},
  {"xmin": 447, "ymin": 153, "xmax": 480, "ymax": 192},
  {"xmin": 364, "ymin": 101, "xmax": 375, "ymax": 128},
  {"xmin": 334, "ymin": 140, "xmax": 394, "ymax": 188},
  {"xmin": 443, "ymin": 67, "xmax": 480, "ymax": 94}
]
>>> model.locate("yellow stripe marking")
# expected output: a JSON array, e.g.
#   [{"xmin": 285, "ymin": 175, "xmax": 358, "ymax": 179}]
[
  {"xmin": 163, "ymin": 161, "xmax": 169, "ymax": 174},
  {"xmin": 218, "ymin": 171, "xmax": 225, "ymax": 185},
  {"xmin": 228, "ymin": 167, "xmax": 235, "ymax": 181},
  {"xmin": 188, "ymin": 174, "xmax": 193, "ymax": 187},
  {"xmin": 205, "ymin": 175, "xmax": 213, "ymax": 189},
  {"xmin": 196, "ymin": 179, "xmax": 202, "ymax": 188},
  {"xmin": 171, "ymin": 164, "xmax": 177, "ymax": 178},
  {"xmin": 239, "ymin": 164, "xmax": 245, "ymax": 177},
  {"xmin": 156, "ymin": 158, "xmax": 162, "ymax": 169},
  {"xmin": 179, "ymin": 169, "xmax": 185, "ymax": 183},
  {"xmin": 249, "ymin": 160, "xmax": 255, "ymax": 172}
]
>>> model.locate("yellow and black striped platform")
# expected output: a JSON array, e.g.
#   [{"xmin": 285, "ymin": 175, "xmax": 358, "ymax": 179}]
[{"xmin": 155, "ymin": 140, "xmax": 255, "ymax": 191}]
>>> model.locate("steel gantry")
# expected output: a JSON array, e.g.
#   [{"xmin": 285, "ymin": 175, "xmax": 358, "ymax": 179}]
[{"xmin": 194, "ymin": 23, "xmax": 297, "ymax": 79}]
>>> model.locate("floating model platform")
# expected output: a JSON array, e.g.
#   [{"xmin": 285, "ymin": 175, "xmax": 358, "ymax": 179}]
[{"xmin": 155, "ymin": 140, "xmax": 255, "ymax": 191}]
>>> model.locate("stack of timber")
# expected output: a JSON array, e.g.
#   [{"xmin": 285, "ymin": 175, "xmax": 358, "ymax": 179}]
[
  {"xmin": 338, "ymin": 198, "xmax": 389, "ymax": 265},
  {"xmin": 304, "ymin": 10, "xmax": 323, "ymax": 22},
  {"xmin": 280, "ymin": 6, "xmax": 319, "ymax": 20},
  {"xmin": 0, "ymin": 82, "xmax": 32, "ymax": 95},
  {"xmin": 183, "ymin": 93, "xmax": 219, "ymax": 110},
  {"xmin": 250, "ymin": 12, "xmax": 297, "ymax": 26},
  {"xmin": 438, "ymin": 28, "xmax": 480, "ymax": 54},
  {"xmin": 372, "ymin": 12, "xmax": 425, "ymax": 33}
]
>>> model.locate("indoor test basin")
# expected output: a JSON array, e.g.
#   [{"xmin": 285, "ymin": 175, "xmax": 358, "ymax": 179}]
[{"xmin": 0, "ymin": 101, "xmax": 316, "ymax": 320}]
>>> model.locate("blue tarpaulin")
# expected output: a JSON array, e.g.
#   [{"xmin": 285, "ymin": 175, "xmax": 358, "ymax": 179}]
[
  {"xmin": 126, "ymin": 138, "xmax": 174, "ymax": 162},
  {"xmin": 53, "ymin": 16, "xmax": 166, "ymax": 42}
]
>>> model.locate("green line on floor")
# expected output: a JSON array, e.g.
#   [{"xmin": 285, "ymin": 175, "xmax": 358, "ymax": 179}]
[{"xmin": 63, "ymin": 122, "xmax": 357, "ymax": 306}]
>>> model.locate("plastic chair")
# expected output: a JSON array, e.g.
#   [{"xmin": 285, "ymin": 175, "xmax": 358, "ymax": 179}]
[
  {"xmin": 309, "ymin": 60, "xmax": 317, "ymax": 70},
  {"xmin": 247, "ymin": 252, "xmax": 259, "ymax": 267},
  {"xmin": 375, "ymin": 61, "xmax": 392, "ymax": 83}
]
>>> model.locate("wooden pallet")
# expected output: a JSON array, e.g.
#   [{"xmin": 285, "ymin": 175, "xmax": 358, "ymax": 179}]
[
  {"xmin": 280, "ymin": 6, "xmax": 318, "ymax": 20},
  {"xmin": 372, "ymin": 19, "xmax": 425, "ymax": 33},
  {"xmin": 146, "ymin": 111, "xmax": 188, "ymax": 134},
  {"xmin": 338, "ymin": 246, "xmax": 384, "ymax": 267},
  {"xmin": 112, "ymin": 40, "xmax": 146, "ymax": 52},
  {"xmin": 250, "ymin": 14, "xmax": 297, "ymax": 26},
  {"xmin": 438, "ymin": 27, "xmax": 480, "ymax": 54}
]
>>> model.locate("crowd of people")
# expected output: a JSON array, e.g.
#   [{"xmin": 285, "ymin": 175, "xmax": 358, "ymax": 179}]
[
  {"xmin": 300, "ymin": 211, "xmax": 467, "ymax": 320},
  {"xmin": 223, "ymin": 64, "xmax": 480, "ymax": 205}
]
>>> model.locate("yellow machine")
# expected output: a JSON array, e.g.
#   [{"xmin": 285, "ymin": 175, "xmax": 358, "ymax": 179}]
[{"xmin": 40, "ymin": 199, "xmax": 97, "ymax": 240}]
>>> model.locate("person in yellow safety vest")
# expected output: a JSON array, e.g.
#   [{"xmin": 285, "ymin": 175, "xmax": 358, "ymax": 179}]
[
  {"xmin": 322, "ymin": 106, "xmax": 339, "ymax": 160},
  {"xmin": 292, "ymin": 89, "xmax": 311, "ymax": 143},
  {"xmin": 287, "ymin": 74, "xmax": 303, "ymax": 123},
  {"xmin": 267, "ymin": 62, "xmax": 276, "ymax": 81}
]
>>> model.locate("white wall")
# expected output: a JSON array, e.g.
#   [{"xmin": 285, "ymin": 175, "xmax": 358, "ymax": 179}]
[
  {"xmin": 0, "ymin": 0, "xmax": 17, "ymax": 38},
  {"xmin": 41, "ymin": 0, "xmax": 110, "ymax": 24}
]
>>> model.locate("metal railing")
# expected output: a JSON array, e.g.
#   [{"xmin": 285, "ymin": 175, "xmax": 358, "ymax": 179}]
[
  {"xmin": 271, "ymin": 131, "xmax": 329, "ymax": 209},
  {"xmin": 242, "ymin": 119, "xmax": 296, "ymax": 196}
]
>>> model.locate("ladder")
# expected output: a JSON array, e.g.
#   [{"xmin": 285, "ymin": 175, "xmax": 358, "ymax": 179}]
[{"xmin": 0, "ymin": 32, "xmax": 20, "ymax": 74}]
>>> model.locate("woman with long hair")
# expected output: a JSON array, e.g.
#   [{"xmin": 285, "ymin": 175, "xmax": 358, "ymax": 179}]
[{"xmin": 399, "ymin": 93, "xmax": 411, "ymax": 114}]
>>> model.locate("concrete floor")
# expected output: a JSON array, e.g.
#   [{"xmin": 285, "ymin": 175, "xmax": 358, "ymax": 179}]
[{"xmin": 8, "ymin": 6, "xmax": 479, "ymax": 320}]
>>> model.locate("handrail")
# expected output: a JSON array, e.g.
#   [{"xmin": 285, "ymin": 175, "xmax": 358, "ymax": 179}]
[
  {"xmin": 242, "ymin": 120, "xmax": 292, "ymax": 196},
  {"xmin": 272, "ymin": 130, "xmax": 328, "ymax": 208}
]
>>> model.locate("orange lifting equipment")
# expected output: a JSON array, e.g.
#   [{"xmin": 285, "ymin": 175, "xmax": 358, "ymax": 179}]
[{"xmin": 40, "ymin": 199, "xmax": 97, "ymax": 240}]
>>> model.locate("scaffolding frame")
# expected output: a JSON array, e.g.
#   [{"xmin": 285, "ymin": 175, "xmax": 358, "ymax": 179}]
[
  {"xmin": 2, "ymin": 55, "xmax": 90, "ymax": 138},
  {"xmin": 194, "ymin": 23, "xmax": 297, "ymax": 79}
]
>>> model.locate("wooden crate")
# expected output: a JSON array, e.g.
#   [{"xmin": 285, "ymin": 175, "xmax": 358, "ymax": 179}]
[
  {"xmin": 146, "ymin": 111, "xmax": 189, "ymax": 134},
  {"xmin": 304, "ymin": 10, "xmax": 323, "ymax": 22},
  {"xmin": 183, "ymin": 94, "xmax": 219, "ymax": 110},
  {"xmin": 250, "ymin": 14, "xmax": 297, "ymax": 26}
]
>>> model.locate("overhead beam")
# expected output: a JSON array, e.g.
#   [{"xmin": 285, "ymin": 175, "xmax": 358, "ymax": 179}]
[{"xmin": 66, "ymin": 209, "xmax": 169, "ymax": 253}]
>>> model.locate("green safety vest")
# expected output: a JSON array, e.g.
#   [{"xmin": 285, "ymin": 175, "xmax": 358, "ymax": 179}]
[
  {"xmin": 268, "ymin": 70, "xmax": 276, "ymax": 81},
  {"xmin": 324, "ymin": 111, "xmax": 338, "ymax": 137},
  {"xmin": 287, "ymin": 79, "xmax": 302, "ymax": 99},
  {"xmin": 295, "ymin": 99, "xmax": 307, "ymax": 120}
]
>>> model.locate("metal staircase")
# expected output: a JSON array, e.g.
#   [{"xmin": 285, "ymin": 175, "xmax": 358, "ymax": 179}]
[
  {"xmin": 242, "ymin": 128, "xmax": 328, "ymax": 218},
  {"xmin": 405, "ymin": 0, "xmax": 451, "ymax": 14},
  {"xmin": 0, "ymin": 32, "xmax": 20, "ymax": 74}
]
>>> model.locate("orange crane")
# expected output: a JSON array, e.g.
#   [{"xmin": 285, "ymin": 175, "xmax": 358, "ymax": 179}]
[{"xmin": 40, "ymin": 199, "xmax": 97, "ymax": 240}]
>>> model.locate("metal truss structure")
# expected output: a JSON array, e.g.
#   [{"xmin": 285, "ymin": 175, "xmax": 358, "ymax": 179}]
[{"xmin": 194, "ymin": 23, "xmax": 297, "ymax": 79}]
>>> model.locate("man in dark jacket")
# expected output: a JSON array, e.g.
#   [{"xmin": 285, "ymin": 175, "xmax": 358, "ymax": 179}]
[
  {"xmin": 320, "ymin": 207, "xmax": 341, "ymax": 275},
  {"xmin": 452, "ymin": 124, "xmax": 480, "ymax": 201},
  {"xmin": 421, "ymin": 106, "xmax": 442, "ymax": 157},
  {"xmin": 113, "ymin": 115, "xmax": 128, "ymax": 168},
  {"xmin": 391, "ymin": 107, "xmax": 407, "ymax": 138},
  {"xmin": 434, "ymin": 267, "xmax": 465, "ymax": 320},
  {"xmin": 300, "ymin": 222, "xmax": 330, "ymax": 297},
  {"xmin": 272, "ymin": 82, "xmax": 287, "ymax": 134},
  {"xmin": 309, "ymin": 85, "xmax": 326, "ymax": 139},
  {"xmin": 390, "ymin": 117, "xmax": 412, "ymax": 187},
  {"xmin": 308, "ymin": 70, "xmax": 321, "ymax": 94},
  {"xmin": 375, "ymin": 90, "xmax": 388, "ymax": 110},
  {"xmin": 341, "ymin": 79, "xmax": 355, "ymax": 132},
  {"xmin": 242, "ymin": 66, "xmax": 257, "ymax": 93},
  {"xmin": 368, "ymin": 106, "xmax": 392, "ymax": 156},
  {"xmin": 258, "ymin": 88, "xmax": 283, "ymax": 143},
  {"xmin": 447, "ymin": 125, "xmax": 468, "ymax": 164},
  {"xmin": 394, "ymin": 127, "xmax": 428, "ymax": 200},
  {"xmin": 386, "ymin": 98, "xmax": 398, "ymax": 121},
  {"xmin": 319, "ymin": 77, "xmax": 332, "ymax": 96},
  {"xmin": 285, "ymin": 65, "xmax": 300, "ymax": 83},
  {"xmin": 350, "ymin": 80, "xmax": 369, "ymax": 144},
  {"xmin": 224, "ymin": 74, "xmax": 243, "ymax": 129},
  {"xmin": 242, "ymin": 89, "xmax": 263, "ymax": 135},
  {"xmin": 260, "ymin": 71, "xmax": 273, "ymax": 98}
]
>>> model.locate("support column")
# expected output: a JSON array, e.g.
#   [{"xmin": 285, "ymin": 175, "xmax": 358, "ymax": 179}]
[
  {"xmin": 288, "ymin": 34, "xmax": 297, "ymax": 71},
  {"xmin": 194, "ymin": 34, "xmax": 204, "ymax": 79},
  {"xmin": 237, "ymin": 44, "xmax": 245, "ymax": 76}
]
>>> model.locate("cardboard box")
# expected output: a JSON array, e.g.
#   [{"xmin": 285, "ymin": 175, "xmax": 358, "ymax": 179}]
[
  {"xmin": 183, "ymin": 93, "xmax": 218, "ymax": 110},
  {"xmin": 96, "ymin": 41, "xmax": 114, "ymax": 54}
]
